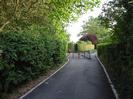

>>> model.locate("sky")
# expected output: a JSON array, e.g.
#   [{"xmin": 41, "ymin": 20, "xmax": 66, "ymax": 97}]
[{"xmin": 66, "ymin": 0, "xmax": 110, "ymax": 43}]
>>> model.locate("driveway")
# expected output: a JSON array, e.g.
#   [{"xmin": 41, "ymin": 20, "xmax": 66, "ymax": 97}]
[{"xmin": 21, "ymin": 53, "xmax": 115, "ymax": 99}]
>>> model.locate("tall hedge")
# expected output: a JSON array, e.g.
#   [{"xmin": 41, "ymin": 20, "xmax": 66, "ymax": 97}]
[
  {"xmin": 98, "ymin": 43, "xmax": 133, "ymax": 99},
  {"xmin": 0, "ymin": 31, "xmax": 68, "ymax": 97}
]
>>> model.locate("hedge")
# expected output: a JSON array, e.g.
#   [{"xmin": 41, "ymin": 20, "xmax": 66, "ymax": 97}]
[
  {"xmin": 0, "ymin": 32, "xmax": 68, "ymax": 98},
  {"xmin": 97, "ymin": 43, "xmax": 133, "ymax": 99}
]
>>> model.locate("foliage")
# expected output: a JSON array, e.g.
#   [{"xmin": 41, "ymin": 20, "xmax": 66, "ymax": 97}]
[
  {"xmin": 98, "ymin": 1, "xmax": 133, "ymax": 99},
  {"xmin": 68, "ymin": 41, "xmax": 94, "ymax": 52},
  {"xmin": 0, "ymin": 0, "xmax": 100, "ymax": 98},
  {"xmin": 98, "ymin": 43, "xmax": 133, "ymax": 99},
  {"xmin": 80, "ymin": 17, "xmax": 112, "ymax": 43},
  {"xmin": 99, "ymin": 0, "xmax": 133, "ymax": 43},
  {"xmin": 0, "ymin": 31, "xmax": 68, "ymax": 96},
  {"xmin": 68, "ymin": 42, "xmax": 75, "ymax": 52},
  {"xmin": 80, "ymin": 34, "xmax": 98, "ymax": 45},
  {"xmin": 76, "ymin": 41, "xmax": 94, "ymax": 52},
  {"xmin": 0, "ymin": 0, "xmax": 100, "ymax": 33}
]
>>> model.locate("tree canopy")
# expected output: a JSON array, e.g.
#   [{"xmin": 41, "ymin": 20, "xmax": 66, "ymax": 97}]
[
  {"xmin": 99, "ymin": 0, "xmax": 133, "ymax": 43},
  {"xmin": 80, "ymin": 17, "xmax": 111, "ymax": 43},
  {"xmin": 0, "ymin": 0, "xmax": 100, "ymax": 33}
]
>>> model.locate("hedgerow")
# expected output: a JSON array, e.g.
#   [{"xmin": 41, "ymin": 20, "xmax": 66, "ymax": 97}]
[
  {"xmin": 0, "ymin": 31, "xmax": 68, "ymax": 97},
  {"xmin": 98, "ymin": 43, "xmax": 133, "ymax": 99}
]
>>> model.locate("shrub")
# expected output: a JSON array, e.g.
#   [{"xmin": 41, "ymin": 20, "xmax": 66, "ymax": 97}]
[{"xmin": 0, "ymin": 31, "xmax": 68, "ymax": 96}]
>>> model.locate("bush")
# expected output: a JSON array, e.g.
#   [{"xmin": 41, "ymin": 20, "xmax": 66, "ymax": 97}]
[
  {"xmin": 98, "ymin": 43, "xmax": 133, "ymax": 99},
  {"xmin": 76, "ymin": 41, "xmax": 94, "ymax": 52},
  {"xmin": 0, "ymin": 31, "xmax": 68, "ymax": 96}
]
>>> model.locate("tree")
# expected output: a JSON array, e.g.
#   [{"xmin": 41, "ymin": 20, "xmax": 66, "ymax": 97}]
[
  {"xmin": 80, "ymin": 17, "xmax": 111, "ymax": 43},
  {"xmin": 0, "ymin": 0, "xmax": 100, "ymax": 33},
  {"xmin": 99, "ymin": 0, "xmax": 133, "ymax": 43}
]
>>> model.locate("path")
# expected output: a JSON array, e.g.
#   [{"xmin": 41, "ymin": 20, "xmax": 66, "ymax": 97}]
[{"xmin": 20, "ymin": 53, "xmax": 116, "ymax": 99}]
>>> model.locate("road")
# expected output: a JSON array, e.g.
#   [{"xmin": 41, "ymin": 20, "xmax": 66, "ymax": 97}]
[{"xmin": 21, "ymin": 53, "xmax": 116, "ymax": 99}]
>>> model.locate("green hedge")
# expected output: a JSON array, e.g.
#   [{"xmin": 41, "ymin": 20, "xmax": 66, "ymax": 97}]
[
  {"xmin": 98, "ymin": 43, "xmax": 133, "ymax": 99},
  {"xmin": 0, "ymin": 32, "xmax": 67, "ymax": 97}
]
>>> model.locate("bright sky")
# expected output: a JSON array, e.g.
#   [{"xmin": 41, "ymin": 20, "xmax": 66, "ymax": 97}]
[{"xmin": 66, "ymin": 0, "xmax": 110, "ymax": 43}]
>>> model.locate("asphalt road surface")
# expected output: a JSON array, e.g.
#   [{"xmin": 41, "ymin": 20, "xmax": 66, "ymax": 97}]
[{"xmin": 21, "ymin": 53, "xmax": 116, "ymax": 99}]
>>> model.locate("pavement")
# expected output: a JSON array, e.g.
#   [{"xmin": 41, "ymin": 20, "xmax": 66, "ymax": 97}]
[{"xmin": 21, "ymin": 53, "xmax": 116, "ymax": 99}]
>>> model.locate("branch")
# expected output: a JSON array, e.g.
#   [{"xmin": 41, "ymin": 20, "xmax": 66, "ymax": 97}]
[
  {"xmin": 27, "ymin": 0, "xmax": 38, "ymax": 11},
  {"xmin": 0, "ymin": 21, "xmax": 10, "ymax": 32}
]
